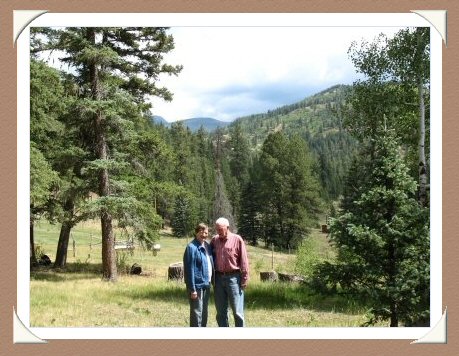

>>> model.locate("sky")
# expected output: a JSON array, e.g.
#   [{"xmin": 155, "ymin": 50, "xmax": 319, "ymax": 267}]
[{"xmin": 150, "ymin": 26, "xmax": 404, "ymax": 122}]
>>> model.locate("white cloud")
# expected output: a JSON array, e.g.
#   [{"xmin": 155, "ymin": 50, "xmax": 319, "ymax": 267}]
[{"xmin": 150, "ymin": 26, "xmax": 404, "ymax": 122}]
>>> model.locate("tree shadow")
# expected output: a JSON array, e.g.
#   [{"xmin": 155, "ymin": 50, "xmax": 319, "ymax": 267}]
[
  {"xmin": 122, "ymin": 280, "xmax": 366, "ymax": 315},
  {"xmin": 30, "ymin": 262, "xmax": 103, "ymax": 282},
  {"xmin": 122, "ymin": 281, "xmax": 189, "ymax": 306},
  {"xmin": 244, "ymin": 282, "xmax": 367, "ymax": 315}
]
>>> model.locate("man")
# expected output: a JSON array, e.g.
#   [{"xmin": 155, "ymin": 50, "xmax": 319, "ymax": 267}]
[
  {"xmin": 211, "ymin": 217, "xmax": 249, "ymax": 327},
  {"xmin": 183, "ymin": 223, "xmax": 213, "ymax": 327}
]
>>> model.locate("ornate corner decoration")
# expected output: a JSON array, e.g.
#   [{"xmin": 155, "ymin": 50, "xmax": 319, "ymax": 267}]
[
  {"xmin": 13, "ymin": 10, "xmax": 48, "ymax": 46},
  {"xmin": 411, "ymin": 307, "xmax": 447, "ymax": 344},
  {"xmin": 13, "ymin": 307, "xmax": 48, "ymax": 344},
  {"xmin": 411, "ymin": 10, "xmax": 447, "ymax": 47}
]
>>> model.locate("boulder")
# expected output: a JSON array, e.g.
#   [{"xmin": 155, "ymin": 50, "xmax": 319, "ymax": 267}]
[
  {"xmin": 278, "ymin": 272, "xmax": 304, "ymax": 283},
  {"xmin": 260, "ymin": 271, "xmax": 278, "ymax": 282},
  {"xmin": 130, "ymin": 263, "xmax": 142, "ymax": 275},
  {"xmin": 39, "ymin": 255, "xmax": 52, "ymax": 266}
]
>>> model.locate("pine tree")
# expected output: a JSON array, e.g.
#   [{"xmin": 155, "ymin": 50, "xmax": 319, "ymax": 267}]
[
  {"xmin": 171, "ymin": 194, "xmax": 196, "ymax": 238},
  {"xmin": 325, "ymin": 131, "xmax": 429, "ymax": 326},
  {"xmin": 257, "ymin": 132, "xmax": 322, "ymax": 248},
  {"xmin": 32, "ymin": 27, "xmax": 182, "ymax": 281},
  {"xmin": 227, "ymin": 122, "xmax": 251, "ymax": 218},
  {"xmin": 30, "ymin": 59, "xmax": 65, "ymax": 265},
  {"xmin": 238, "ymin": 163, "xmax": 263, "ymax": 245}
]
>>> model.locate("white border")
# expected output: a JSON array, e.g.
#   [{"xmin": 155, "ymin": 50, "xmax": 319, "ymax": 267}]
[{"xmin": 18, "ymin": 12, "xmax": 441, "ymax": 340}]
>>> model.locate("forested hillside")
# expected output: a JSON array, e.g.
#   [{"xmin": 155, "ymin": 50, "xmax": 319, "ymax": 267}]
[
  {"xmin": 229, "ymin": 85, "xmax": 359, "ymax": 199},
  {"xmin": 150, "ymin": 85, "xmax": 357, "ymax": 202}
]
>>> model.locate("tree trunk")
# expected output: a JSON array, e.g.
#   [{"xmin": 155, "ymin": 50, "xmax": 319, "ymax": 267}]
[
  {"xmin": 388, "ymin": 241, "xmax": 398, "ymax": 327},
  {"xmin": 54, "ymin": 222, "xmax": 72, "ymax": 268},
  {"xmin": 390, "ymin": 301, "xmax": 399, "ymax": 327},
  {"xmin": 30, "ymin": 218, "xmax": 37, "ymax": 266},
  {"xmin": 88, "ymin": 28, "xmax": 117, "ymax": 282},
  {"xmin": 97, "ymin": 115, "xmax": 117, "ymax": 281},
  {"xmin": 168, "ymin": 262, "xmax": 184, "ymax": 281},
  {"xmin": 54, "ymin": 198, "xmax": 75, "ymax": 268},
  {"xmin": 418, "ymin": 77, "xmax": 427, "ymax": 207},
  {"xmin": 101, "ymin": 211, "xmax": 117, "ymax": 281}
]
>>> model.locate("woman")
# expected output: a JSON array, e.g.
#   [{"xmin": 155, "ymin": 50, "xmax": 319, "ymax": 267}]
[{"xmin": 183, "ymin": 223, "xmax": 214, "ymax": 327}]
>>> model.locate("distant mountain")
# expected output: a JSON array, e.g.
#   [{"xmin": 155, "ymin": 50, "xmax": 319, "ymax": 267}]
[
  {"xmin": 230, "ymin": 84, "xmax": 351, "ymax": 147},
  {"xmin": 150, "ymin": 115, "xmax": 230, "ymax": 132},
  {"xmin": 178, "ymin": 117, "xmax": 231, "ymax": 132},
  {"xmin": 151, "ymin": 115, "xmax": 170, "ymax": 127}
]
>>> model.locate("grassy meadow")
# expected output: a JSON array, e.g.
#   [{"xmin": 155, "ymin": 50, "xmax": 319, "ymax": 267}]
[{"xmin": 30, "ymin": 220, "xmax": 375, "ymax": 327}]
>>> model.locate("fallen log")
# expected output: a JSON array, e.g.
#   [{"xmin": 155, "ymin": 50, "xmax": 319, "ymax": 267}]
[
  {"xmin": 260, "ymin": 271, "xmax": 278, "ymax": 282},
  {"xmin": 278, "ymin": 273, "xmax": 305, "ymax": 283}
]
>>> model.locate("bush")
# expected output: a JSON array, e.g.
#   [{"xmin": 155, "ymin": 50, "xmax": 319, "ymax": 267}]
[
  {"xmin": 116, "ymin": 252, "xmax": 131, "ymax": 274},
  {"xmin": 34, "ymin": 244, "xmax": 46, "ymax": 260},
  {"xmin": 294, "ymin": 238, "xmax": 328, "ymax": 280}
]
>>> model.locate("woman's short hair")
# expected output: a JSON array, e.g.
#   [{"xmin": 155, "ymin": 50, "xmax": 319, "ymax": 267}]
[{"xmin": 195, "ymin": 223, "xmax": 208, "ymax": 234}]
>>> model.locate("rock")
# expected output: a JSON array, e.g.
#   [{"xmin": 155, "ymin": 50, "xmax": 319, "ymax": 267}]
[
  {"xmin": 260, "ymin": 271, "xmax": 278, "ymax": 282},
  {"xmin": 39, "ymin": 255, "xmax": 52, "ymax": 266},
  {"xmin": 278, "ymin": 272, "xmax": 304, "ymax": 283},
  {"xmin": 130, "ymin": 263, "xmax": 142, "ymax": 275}
]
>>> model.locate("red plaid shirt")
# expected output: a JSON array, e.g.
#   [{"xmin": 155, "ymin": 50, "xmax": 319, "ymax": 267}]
[{"xmin": 211, "ymin": 231, "xmax": 249, "ymax": 285}]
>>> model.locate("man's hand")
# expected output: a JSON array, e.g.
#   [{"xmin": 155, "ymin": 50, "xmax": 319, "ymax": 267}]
[{"xmin": 190, "ymin": 291, "xmax": 198, "ymax": 300}]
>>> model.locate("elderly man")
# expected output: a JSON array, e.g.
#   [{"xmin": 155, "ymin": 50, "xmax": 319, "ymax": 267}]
[{"xmin": 211, "ymin": 217, "xmax": 249, "ymax": 327}]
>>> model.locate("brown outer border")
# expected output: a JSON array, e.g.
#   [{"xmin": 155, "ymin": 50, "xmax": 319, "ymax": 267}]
[{"xmin": 1, "ymin": 1, "xmax": 457, "ymax": 355}]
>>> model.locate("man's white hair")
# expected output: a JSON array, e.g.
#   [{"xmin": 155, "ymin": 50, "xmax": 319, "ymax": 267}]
[{"xmin": 215, "ymin": 217, "xmax": 230, "ymax": 227}]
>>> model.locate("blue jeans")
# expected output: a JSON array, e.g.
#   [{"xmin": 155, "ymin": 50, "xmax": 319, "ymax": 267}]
[
  {"xmin": 189, "ymin": 287, "xmax": 210, "ymax": 327},
  {"xmin": 214, "ymin": 273, "xmax": 244, "ymax": 327}
]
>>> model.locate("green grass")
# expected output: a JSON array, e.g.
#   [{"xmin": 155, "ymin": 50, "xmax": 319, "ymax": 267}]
[{"xmin": 30, "ymin": 220, "xmax": 379, "ymax": 327}]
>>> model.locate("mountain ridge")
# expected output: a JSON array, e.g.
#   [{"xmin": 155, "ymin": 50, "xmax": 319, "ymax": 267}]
[
  {"xmin": 150, "ymin": 84, "xmax": 350, "ymax": 134},
  {"xmin": 150, "ymin": 115, "xmax": 231, "ymax": 132}
]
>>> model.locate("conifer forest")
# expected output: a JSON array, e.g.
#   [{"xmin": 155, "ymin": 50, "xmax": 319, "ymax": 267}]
[{"xmin": 30, "ymin": 26, "xmax": 430, "ymax": 326}]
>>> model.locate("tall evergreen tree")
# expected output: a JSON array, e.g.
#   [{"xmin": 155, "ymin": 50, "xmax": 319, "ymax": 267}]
[
  {"xmin": 30, "ymin": 55, "xmax": 95, "ymax": 269},
  {"xmin": 30, "ymin": 146, "xmax": 58, "ymax": 264},
  {"xmin": 238, "ymin": 161, "xmax": 264, "ymax": 246},
  {"xmin": 171, "ymin": 193, "xmax": 197, "ymax": 238},
  {"xmin": 227, "ymin": 122, "xmax": 251, "ymax": 221},
  {"xmin": 194, "ymin": 127, "xmax": 216, "ymax": 223},
  {"xmin": 211, "ymin": 128, "xmax": 236, "ymax": 230},
  {"xmin": 257, "ymin": 132, "xmax": 322, "ymax": 248},
  {"xmin": 323, "ymin": 131, "xmax": 429, "ymax": 326},
  {"xmin": 32, "ymin": 27, "xmax": 182, "ymax": 281},
  {"xmin": 30, "ymin": 59, "xmax": 66, "ymax": 265}
]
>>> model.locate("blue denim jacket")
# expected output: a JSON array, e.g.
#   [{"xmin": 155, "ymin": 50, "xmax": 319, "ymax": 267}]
[{"xmin": 183, "ymin": 239, "xmax": 214, "ymax": 292}]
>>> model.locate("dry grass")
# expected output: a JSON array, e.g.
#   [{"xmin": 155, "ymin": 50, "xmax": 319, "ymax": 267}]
[{"xmin": 30, "ymin": 220, "xmax": 377, "ymax": 327}]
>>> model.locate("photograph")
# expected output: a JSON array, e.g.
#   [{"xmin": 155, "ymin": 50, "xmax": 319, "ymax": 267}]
[{"xmin": 14, "ymin": 11, "xmax": 444, "ymax": 344}]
